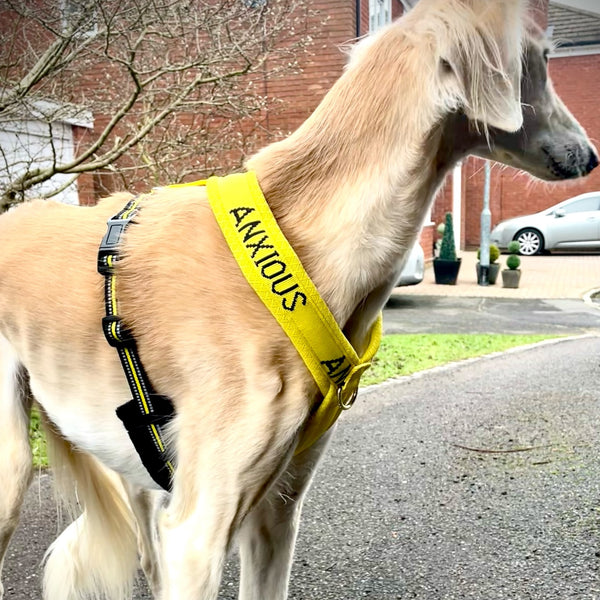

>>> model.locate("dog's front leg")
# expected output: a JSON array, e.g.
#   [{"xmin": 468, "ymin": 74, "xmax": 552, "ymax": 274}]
[
  {"xmin": 157, "ymin": 418, "xmax": 299, "ymax": 600},
  {"xmin": 122, "ymin": 481, "xmax": 167, "ymax": 596},
  {"xmin": 237, "ymin": 428, "xmax": 334, "ymax": 600}
]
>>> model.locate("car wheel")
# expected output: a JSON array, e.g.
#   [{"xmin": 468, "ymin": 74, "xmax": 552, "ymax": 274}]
[{"xmin": 515, "ymin": 229, "xmax": 543, "ymax": 256}]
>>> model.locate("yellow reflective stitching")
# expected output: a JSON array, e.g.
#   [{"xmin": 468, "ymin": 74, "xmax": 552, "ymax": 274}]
[
  {"xmin": 123, "ymin": 347, "xmax": 150, "ymax": 415},
  {"xmin": 150, "ymin": 424, "xmax": 165, "ymax": 452},
  {"xmin": 121, "ymin": 197, "xmax": 142, "ymax": 220},
  {"xmin": 109, "ymin": 274, "xmax": 118, "ymax": 315}
]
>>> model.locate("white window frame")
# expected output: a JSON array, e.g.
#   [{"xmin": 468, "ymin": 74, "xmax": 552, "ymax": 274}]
[{"xmin": 369, "ymin": 0, "xmax": 392, "ymax": 32}]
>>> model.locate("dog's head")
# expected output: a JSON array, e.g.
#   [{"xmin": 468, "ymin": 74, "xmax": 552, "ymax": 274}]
[
  {"xmin": 419, "ymin": 0, "xmax": 597, "ymax": 180},
  {"xmin": 478, "ymin": 24, "xmax": 599, "ymax": 180}
]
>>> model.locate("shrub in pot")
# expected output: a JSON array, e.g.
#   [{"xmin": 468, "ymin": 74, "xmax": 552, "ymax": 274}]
[
  {"xmin": 433, "ymin": 212, "xmax": 461, "ymax": 285},
  {"xmin": 502, "ymin": 241, "xmax": 522, "ymax": 288}
]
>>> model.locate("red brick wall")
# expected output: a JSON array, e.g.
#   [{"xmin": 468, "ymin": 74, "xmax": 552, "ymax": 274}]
[
  {"xmin": 267, "ymin": 0, "xmax": 405, "ymax": 139},
  {"xmin": 264, "ymin": 1, "xmax": 356, "ymax": 138}
]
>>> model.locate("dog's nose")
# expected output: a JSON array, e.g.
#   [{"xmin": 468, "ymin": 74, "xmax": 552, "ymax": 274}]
[{"xmin": 586, "ymin": 149, "xmax": 599, "ymax": 174}]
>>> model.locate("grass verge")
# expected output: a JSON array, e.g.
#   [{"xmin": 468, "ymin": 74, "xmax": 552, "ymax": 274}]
[
  {"xmin": 28, "ymin": 333, "xmax": 559, "ymax": 467},
  {"xmin": 361, "ymin": 333, "xmax": 558, "ymax": 386}
]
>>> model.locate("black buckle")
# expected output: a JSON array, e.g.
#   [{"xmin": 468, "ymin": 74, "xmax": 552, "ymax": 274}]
[
  {"xmin": 97, "ymin": 218, "xmax": 132, "ymax": 275},
  {"xmin": 102, "ymin": 315, "xmax": 134, "ymax": 347}
]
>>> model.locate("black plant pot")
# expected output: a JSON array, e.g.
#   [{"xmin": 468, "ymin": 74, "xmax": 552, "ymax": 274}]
[
  {"xmin": 433, "ymin": 257, "xmax": 461, "ymax": 285},
  {"xmin": 476, "ymin": 262, "xmax": 500, "ymax": 285}
]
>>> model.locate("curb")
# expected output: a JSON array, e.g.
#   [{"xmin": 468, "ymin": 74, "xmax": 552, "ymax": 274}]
[
  {"xmin": 361, "ymin": 333, "xmax": 600, "ymax": 396},
  {"xmin": 582, "ymin": 287, "xmax": 600, "ymax": 310}
]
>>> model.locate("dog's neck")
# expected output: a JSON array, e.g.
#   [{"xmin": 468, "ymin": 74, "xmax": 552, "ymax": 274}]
[{"xmin": 245, "ymin": 31, "xmax": 477, "ymax": 347}]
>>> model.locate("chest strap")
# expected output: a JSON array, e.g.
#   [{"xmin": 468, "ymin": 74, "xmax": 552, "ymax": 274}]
[
  {"xmin": 201, "ymin": 172, "xmax": 381, "ymax": 454},
  {"xmin": 98, "ymin": 197, "xmax": 175, "ymax": 491}
]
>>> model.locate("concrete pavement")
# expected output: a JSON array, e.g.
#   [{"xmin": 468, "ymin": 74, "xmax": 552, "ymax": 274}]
[{"xmin": 4, "ymin": 336, "xmax": 600, "ymax": 599}]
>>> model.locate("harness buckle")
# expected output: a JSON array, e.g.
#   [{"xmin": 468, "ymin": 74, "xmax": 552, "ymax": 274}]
[
  {"xmin": 102, "ymin": 315, "xmax": 134, "ymax": 347},
  {"xmin": 97, "ymin": 218, "xmax": 132, "ymax": 275}
]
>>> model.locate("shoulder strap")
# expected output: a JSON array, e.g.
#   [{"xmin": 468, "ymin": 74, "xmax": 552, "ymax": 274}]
[{"xmin": 205, "ymin": 172, "xmax": 381, "ymax": 453}]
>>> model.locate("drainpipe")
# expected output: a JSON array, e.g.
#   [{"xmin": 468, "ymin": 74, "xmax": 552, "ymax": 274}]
[{"xmin": 356, "ymin": 0, "xmax": 361, "ymax": 38}]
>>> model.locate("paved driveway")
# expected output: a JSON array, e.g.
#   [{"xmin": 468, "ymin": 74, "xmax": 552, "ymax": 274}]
[
  {"xmin": 4, "ymin": 337, "xmax": 600, "ymax": 599},
  {"xmin": 398, "ymin": 251, "xmax": 600, "ymax": 299}
]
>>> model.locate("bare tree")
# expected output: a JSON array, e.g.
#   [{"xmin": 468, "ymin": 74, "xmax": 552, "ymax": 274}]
[{"xmin": 0, "ymin": 0, "xmax": 313, "ymax": 210}]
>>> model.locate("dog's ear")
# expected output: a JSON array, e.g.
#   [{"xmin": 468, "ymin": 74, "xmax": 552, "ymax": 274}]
[{"xmin": 440, "ymin": 0, "xmax": 526, "ymax": 132}]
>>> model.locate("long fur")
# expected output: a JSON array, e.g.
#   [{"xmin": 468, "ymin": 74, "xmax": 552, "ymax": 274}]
[{"xmin": 42, "ymin": 420, "xmax": 138, "ymax": 600}]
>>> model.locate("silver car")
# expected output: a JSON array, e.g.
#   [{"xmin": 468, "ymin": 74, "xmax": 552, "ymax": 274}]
[
  {"xmin": 490, "ymin": 192, "xmax": 600, "ymax": 255},
  {"xmin": 397, "ymin": 243, "xmax": 425, "ymax": 286}
]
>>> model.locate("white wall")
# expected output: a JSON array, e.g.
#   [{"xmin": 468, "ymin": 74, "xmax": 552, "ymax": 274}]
[{"xmin": 0, "ymin": 119, "xmax": 79, "ymax": 205}]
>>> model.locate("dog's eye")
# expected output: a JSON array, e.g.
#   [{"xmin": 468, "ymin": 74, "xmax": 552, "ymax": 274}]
[{"xmin": 440, "ymin": 58, "xmax": 453, "ymax": 75}]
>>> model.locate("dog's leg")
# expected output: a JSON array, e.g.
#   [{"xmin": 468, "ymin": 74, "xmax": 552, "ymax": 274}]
[
  {"xmin": 42, "ymin": 425, "xmax": 138, "ymax": 600},
  {"xmin": 0, "ymin": 339, "xmax": 33, "ymax": 600},
  {"xmin": 158, "ymin": 411, "xmax": 303, "ymax": 600},
  {"xmin": 123, "ymin": 481, "xmax": 167, "ymax": 595},
  {"xmin": 237, "ymin": 428, "xmax": 334, "ymax": 600}
]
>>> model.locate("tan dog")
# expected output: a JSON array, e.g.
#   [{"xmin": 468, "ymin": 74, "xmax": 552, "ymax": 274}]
[{"xmin": 0, "ymin": 1, "xmax": 597, "ymax": 599}]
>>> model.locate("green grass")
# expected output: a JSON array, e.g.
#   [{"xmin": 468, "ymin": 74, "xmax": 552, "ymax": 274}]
[
  {"xmin": 29, "ymin": 408, "xmax": 48, "ymax": 468},
  {"xmin": 28, "ymin": 333, "xmax": 558, "ymax": 467},
  {"xmin": 361, "ymin": 333, "xmax": 558, "ymax": 386}
]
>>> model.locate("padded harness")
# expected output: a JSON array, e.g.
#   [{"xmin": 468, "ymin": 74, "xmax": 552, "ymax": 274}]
[{"xmin": 98, "ymin": 172, "xmax": 381, "ymax": 491}]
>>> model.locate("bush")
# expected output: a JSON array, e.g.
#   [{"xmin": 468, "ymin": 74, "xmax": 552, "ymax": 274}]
[
  {"xmin": 438, "ymin": 212, "xmax": 457, "ymax": 261},
  {"xmin": 477, "ymin": 244, "xmax": 500, "ymax": 264},
  {"xmin": 507, "ymin": 240, "xmax": 521, "ymax": 254},
  {"xmin": 506, "ymin": 254, "xmax": 521, "ymax": 270}
]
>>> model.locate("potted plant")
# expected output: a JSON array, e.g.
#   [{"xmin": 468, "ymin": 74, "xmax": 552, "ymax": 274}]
[
  {"xmin": 501, "ymin": 240, "xmax": 522, "ymax": 288},
  {"xmin": 433, "ymin": 212, "xmax": 461, "ymax": 285},
  {"xmin": 476, "ymin": 244, "xmax": 500, "ymax": 285}
]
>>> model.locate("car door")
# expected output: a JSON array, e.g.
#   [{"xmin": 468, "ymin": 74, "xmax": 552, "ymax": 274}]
[{"xmin": 547, "ymin": 195, "xmax": 600, "ymax": 246}]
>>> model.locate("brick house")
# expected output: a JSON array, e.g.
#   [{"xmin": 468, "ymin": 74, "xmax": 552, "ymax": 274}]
[{"xmin": 4, "ymin": 0, "xmax": 597, "ymax": 255}]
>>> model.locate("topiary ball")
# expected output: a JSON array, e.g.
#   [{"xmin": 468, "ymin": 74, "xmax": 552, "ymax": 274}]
[
  {"xmin": 506, "ymin": 254, "xmax": 521, "ymax": 270},
  {"xmin": 507, "ymin": 240, "xmax": 521, "ymax": 254},
  {"xmin": 476, "ymin": 244, "xmax": 500, "ymax": 263},
  {"xmin": 489, "ymin": 244, "xmax": 500, "ymax": 263}
]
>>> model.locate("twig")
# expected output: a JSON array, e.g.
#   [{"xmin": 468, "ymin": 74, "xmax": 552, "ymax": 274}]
[{"xmin": 450, "ymin": 443, "xmax": 552, "ymax": 454}]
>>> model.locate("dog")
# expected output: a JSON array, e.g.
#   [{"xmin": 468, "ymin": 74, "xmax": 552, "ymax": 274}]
[{"xmin": 0, "ymin": 0, "xmax": 597, "ymax": 598}]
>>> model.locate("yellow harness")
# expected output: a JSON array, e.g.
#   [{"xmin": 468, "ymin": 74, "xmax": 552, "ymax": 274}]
[
  {"xmin": 171, "ymin": 172, "xmax": 382, "ymax": 453},
  {"xmin": 100, "ymin": 172, "xmax": 381, "ymax": 489}
]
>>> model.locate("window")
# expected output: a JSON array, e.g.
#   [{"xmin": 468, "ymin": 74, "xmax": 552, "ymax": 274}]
[
  {"xmin": 562, "ymin": 196, "xmax": 600, "ymax": 214},
  {"xmin": 241, "ymin": 0, "xmax": 267, "ymax": 7},
  {"xmin": 369, "ymin": 0, "xmax": 392, "ymax": 32}
]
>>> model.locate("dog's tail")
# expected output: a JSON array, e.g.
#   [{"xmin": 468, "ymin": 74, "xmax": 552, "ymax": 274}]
[{"xmin": 42, "ymin": 417, "xmax": 138, "ymax": 600}]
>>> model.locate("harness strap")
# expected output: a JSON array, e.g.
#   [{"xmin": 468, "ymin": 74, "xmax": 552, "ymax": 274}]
[
  {"xmin": 98, "ymin": 197, "xmax": 175, "ymax": 491},
  {"xmin": 203, "ymin": 173, "xmax": 382, "ymax": 453},
  {"xmin": 99, "ymin": 172, "xmax": 381, "ymax": 488}
]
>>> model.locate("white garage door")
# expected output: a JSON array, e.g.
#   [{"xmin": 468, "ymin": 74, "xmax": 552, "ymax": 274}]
[{"xmin": 0, "ymin": 118, "xmax": 80, "ymax": 205}]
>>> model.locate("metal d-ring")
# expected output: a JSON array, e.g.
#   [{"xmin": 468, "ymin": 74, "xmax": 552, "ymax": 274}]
[{"xmin": 337, "ymin": 386, "xmax": 358, "ymax": 410}]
